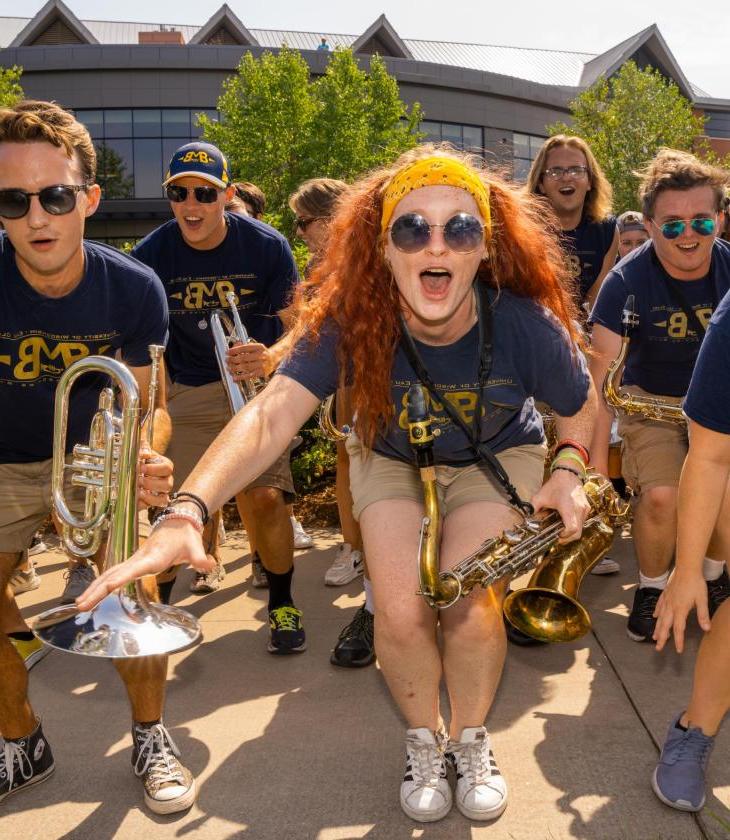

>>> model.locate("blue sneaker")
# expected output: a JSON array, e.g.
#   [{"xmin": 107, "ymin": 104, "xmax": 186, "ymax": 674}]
[{"xmin": 652, "ymin": 713, "xmax": 715, "ymax": 812}]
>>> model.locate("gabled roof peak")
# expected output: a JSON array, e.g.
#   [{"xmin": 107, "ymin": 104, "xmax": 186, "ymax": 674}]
[
  {"xmin": 10, "ymin": 0, "xmax": 97, "ymax": 47},
  {"xmin": 188, "ymin": 4, "xmax": 258, "ymax": 46},
  {"xmin": 351, "ymin": 14, "xmax": 413, "ymax": 59}
]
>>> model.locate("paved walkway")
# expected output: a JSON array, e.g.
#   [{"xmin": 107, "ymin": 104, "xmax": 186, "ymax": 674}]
[{"xmin": 4, "ymin": 529, "xmax": 730, "ymax": 839}]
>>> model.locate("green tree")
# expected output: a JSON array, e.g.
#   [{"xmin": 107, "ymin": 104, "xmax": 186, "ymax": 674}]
[
  {"xmin": 199, "ymin": 47, "xmax": 422, "ymax": 226},
  {"xmin": 0, "ymin": 65, "xmax": 23, "ymax": 107},
  {"xmin": 549, "ymin": 61, "xmax": 708, "ymax": 213},
  {"xmin": 95, "ymin": 142, "xmax": 134, "ymax": 199}
]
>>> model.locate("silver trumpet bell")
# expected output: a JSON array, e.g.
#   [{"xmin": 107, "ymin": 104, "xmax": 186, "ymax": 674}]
[{"xmin": 32, "ymin": 351, "xmax": 202, "ymax": 658}]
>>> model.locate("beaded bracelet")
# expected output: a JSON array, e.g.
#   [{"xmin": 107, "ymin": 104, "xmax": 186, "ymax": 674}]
[
  {"xmin": 555, "ymin": 439, "xmax": 590, "ymax": 465},
  {"xmin": 550, "ymin": 450, "xmax": 587, "ymax": 475},
  {"xmin": 169, "ymin": 491, "xmax": 210, "ymax": 525},
  {"xmin": 151, "ymin": 509, "xmax": 204, "ymax": 534},
  {"xmin": 551, "ymin": 465, "xmax": 584, "ymax": 482}
]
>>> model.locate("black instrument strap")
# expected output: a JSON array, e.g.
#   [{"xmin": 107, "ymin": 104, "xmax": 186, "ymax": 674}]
[{"xmin": 399, "ymin": 283, "xmax": 533, "ymax": 515}]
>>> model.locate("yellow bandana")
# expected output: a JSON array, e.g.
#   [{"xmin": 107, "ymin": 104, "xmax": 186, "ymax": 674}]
[{"xmin": 381, "ymin": 157, "xmax": 491, "ymax": 235}]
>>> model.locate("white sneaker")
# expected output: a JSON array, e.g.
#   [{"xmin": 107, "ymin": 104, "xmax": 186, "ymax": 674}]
[
  {"xmin": 446, "ymin": 726, "xmax": 507, "ymax": 821},
  {"xmin": 291, "ymin": 516, "xmax": 314, "ymax": 550},
  {"xmin": 189, "ymin": 559, "xmax": 226, "ymax": 594},
  {"xmin": 590, "ymin": 555, "xmax": 620, "ymax": 575},
  {"xmin": 324, "ymin": 543, "xmax": 364, "ymax": 586},
  {"xmin": 400, "ymin": 728, "xmax": 452, "ymax": 822},
  {"xmin": 10, "ymin": 563, "xmax": 41, "ymax": 595}
]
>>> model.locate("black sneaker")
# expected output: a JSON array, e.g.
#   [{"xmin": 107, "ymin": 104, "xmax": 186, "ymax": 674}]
[
  {"xmin": 268, "ymin": 605, "xmax": 307, "ymax": 654},
  {"xmin": 331, "ymin": 605, "xmax": 375, "ymax": 668},
  {"xmin": 627, "ymin": 586, "xmax": 662, "ymax": 642},
  {"xmin": 0, "ymin": 719, "xmax": 55, "ymax": 803},
  {"xmin": 707, "ymin": 570, "xmax": 730, "ymax": 618}
]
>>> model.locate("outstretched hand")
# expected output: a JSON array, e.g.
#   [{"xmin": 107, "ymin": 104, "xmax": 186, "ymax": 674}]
[
  {"xmin": 532, "ymin": 469, "xmax": 590, "ymax": 543},
  {"xmin": 75, "ymin": 519, "xmax": 212, "ymax": 611},
  {"xmin": 653, "ymin": 571, "xmax": 711, "ymax": 654}
]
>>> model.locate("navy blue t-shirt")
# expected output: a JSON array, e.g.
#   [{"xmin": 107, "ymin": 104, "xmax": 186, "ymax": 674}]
[
  {"xmin": 561, "ymin": 216, "xmax": 617, "ymax": 302},
  {"xmin": 0, "ymin": 236, "xmax": 168, "ymax": 464},
  {"xmin": 591, "ymin": 239, "xmax": 730, "ymax": 397},
  {"xmin": 684, "ymin": 289, "xmax": 730, "ymax": 434},
  {"xmin": 132, "ymin": 212, "xmax": 298, "ymax": 386},
  {"xmin": 278, "ymin": 288, "xmax": 590, "ymax": 465}
]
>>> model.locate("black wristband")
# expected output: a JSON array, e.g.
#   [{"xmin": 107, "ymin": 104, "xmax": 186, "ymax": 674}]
[
  {"xmin": 169, "ymin": 492, "xmax": 210, "ymax": 524},
  {"xmin": 551, "ymin": 465, "xmax": 584, "ymax": 483}
]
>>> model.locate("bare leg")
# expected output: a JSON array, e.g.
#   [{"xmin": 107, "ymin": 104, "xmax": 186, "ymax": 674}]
[
  {"xmin": 0, "ymin": 580, "xmax": 31, "ymax": 634},
  {"xmin": 113, "ymin": 575, "xmax": 168, "ymax": 722},
  {"xmin": 235, "ymin": 493, "xmax": 256, "ymax": 554},
  {"xmin": 0, "ymin": 552, "xmax": 36, "ymax": 738},
  {"xmin": 632, "ymin": 486, "xmax": 677, "ymax": 577},
  {"xmin": 683, "ymin": 599, "xmax": 730, "ymax": 736},
  {"xmin": 336, "ymin": 389, "xmax": 362, "ymax": 550},
  {"xmin": 238, "ymin": 487, "xmax": 292, "ymax": 574},
  {"xmin": 359, "ymin": 499, "xmax": 441, "ymax": 729},
  {"xmin": 439, "ymin": 502, "xmax": 519, "ymax": 735}
]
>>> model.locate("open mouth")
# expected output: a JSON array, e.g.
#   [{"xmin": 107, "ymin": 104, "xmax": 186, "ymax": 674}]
[
  {"xmin": 558, "ymin": 186, "xmax": 576, "ymax": 197},
  {"xmin": 183, "ymin": 216, "xmax": 203, "ymax": 230},
  {"xmin": 676, "ymin": 242, "xmax": 699, "ymax": 253},
  {"xmin": 29, "ymin": 238, "xmax": 56, "ymax": 249},
  {"xmin": 420, "ymin": 267, "xmax": 452, "ymax": 298}
]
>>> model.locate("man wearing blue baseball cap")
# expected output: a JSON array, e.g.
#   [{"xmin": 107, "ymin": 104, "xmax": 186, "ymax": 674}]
[{"xmin": 132, "ymin": 141, "xmax": 306, "ymax": 655}]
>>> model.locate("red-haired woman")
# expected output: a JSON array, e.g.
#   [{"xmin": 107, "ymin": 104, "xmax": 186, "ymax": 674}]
[{"xmin": 77, "ymin": 148, "xmax": 596, "ymax": 823}]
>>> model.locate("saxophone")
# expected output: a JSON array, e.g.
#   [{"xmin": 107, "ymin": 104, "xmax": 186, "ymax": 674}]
[
  {"xmin": 407, "ymin": 384, "xmax": 630, "ymax": 642},
  {"xmin": 602, "ymin": 295, "xmax": 685, "ymax": 426}
]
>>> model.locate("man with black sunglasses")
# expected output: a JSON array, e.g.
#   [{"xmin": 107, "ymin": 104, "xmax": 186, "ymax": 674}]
[
  {"xmin": 0, "ymin": 100, "xmax": 196, "ymax": 813},
  {"xmin": 590, "ymin": 148, "xmax": 730, "ymax": 642},
  {"xmin": 132, "ymin": 142, "xmax": 304, "ymax": 653}
]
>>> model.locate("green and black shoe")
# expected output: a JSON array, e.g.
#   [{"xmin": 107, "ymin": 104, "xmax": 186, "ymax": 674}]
[{"xmin": 268, "ymin": 605, "xmax": 307, "ymax": 655}]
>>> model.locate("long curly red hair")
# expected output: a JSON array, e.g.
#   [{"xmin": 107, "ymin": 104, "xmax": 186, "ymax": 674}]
[{"xmin": 287, "ymin": 146, "xmax": 580, "ymax": 448}]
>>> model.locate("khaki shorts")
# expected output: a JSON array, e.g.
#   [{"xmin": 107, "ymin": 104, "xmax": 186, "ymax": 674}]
[
  {"xmin": 346, "ymin": 434, "xmax": 546, "ymax": 519},
  {"xmin": 167, "ymin": 380, "xmax": 295, "ymax": 502},
  {"xmin": 618, "ymin": 386, "xmax": 688, "ymax": 492},
  {"xmin": 0, "ymin": 459, "xmax": 85, "ymax": 554}
]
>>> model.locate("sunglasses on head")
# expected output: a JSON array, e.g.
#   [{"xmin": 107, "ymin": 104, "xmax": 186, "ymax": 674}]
[
  {"xmin": 0, "ymin": 184, "xmax": 89, "ymax": 219},
  {"xmin": 166, "ymin": 184, "xmax": 222, "ymax": 204},
  {"xmin": 652, "ymin": 217, "xmax": 716, "ymax": 240},
  {"xmin": 388, "ymin": 212, "xmax": 485, "ymax": 254}
]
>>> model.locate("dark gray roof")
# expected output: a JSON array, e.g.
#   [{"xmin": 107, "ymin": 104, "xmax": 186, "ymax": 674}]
[{"xmin": 0, "ymin": 11, "xmax": 710, "ymax": 96}]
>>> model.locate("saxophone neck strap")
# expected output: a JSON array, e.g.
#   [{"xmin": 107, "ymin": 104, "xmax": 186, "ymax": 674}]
[{"xmin": 398, "ymin": 282, "xmax": 533, "ymax": 515}]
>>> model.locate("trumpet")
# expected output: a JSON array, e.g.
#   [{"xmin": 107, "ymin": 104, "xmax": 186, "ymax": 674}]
[
  {"xmin": 603, "ymin": 295, "xmax": 685, "ymax": 425},
  {"xmin": 210, "ymin": 290, "xmax": 264, "ymax": 413},
  {"xmin": 407, "ymin": 384, "xmax": 629, "ymax": 642},
  {"xmin": 33, "ymin": 348, "xmax": 201, "ymax": 658}
]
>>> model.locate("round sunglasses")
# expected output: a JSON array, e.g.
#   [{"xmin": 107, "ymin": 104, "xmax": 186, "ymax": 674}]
[
  {"xmin": 652, "ymin": 217, "xmax": 716, "ymax": 240},
  {"xmin": 166, "ymin": 184, "xmax": 222, "ymax": 204},
  {"xmin": 388, "ymin": 212, "xmax": 485, "ymax": 254},
  {"xmin": 0, "ymin": 184, "xmax": 89, "ymax": 219}
]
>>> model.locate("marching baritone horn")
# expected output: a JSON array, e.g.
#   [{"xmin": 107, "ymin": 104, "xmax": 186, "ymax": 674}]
[
  {"xmin": 407, "ymin": 384, "xmax": 630, "ymax": 642},
  {"xmin": 32, "ymin": 348, "xmax": 202, "ymax": 658},
  {"xmin": 603, "ymin": 294, "xmax": 685, "ymax": 426}
]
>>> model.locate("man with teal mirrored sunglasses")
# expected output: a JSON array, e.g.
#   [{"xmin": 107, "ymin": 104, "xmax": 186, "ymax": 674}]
[{"xmin": 590, "ymin": 148, "xmax": 730, "ymax": 650}]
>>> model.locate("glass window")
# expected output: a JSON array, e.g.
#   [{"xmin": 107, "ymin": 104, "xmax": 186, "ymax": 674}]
[
  {"xmin": 420, "ymin": 120, "xmax": 442, "ymax": 143},
  {"xmin": 462, "ymin": 125, "xmax": 483, "ymax": 152},
  {"xmin": 76, "ymin": 110, "xmax": 104, "ymax": 139},
  {"xmin": 441, "ymin": 123, "xmax": 462, "ymax": 147},
  {"xmin": 133, "ymin": 139, "xmax": 163, "ymax": 198},
  {"xmin": 529, "ymin": 136, "xmax": 545, "ymax": 157},
  {"xmin": 512, "ymin": 132, "xmax": 545, "ymax": 182},
  {"xmin": 162, "ymin": 109, "xmax": 191, "ymax": 137},
  {"xmin": 162, "ymin": 138, "xmax": 187, "ymax": 177},
  {"xmin": 97, "ymin": 139, "xmax": 134, "ymax": 199},
  {"xmin": 513, "ymin": 158, "xmax": 531, "ymax": 182},
  {"xmin": 133, "ymin": 109, "xmax": 161, "ymax": 138},
  {"xmin": 104, "ymin": 110, "xmax": 133, "ymax": 138},
  {"xmin": 513, "ymin": 133, "xmax": 530, "ymax": 160}
]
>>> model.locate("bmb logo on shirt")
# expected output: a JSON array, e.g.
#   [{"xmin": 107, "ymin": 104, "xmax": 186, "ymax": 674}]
[
  {"xmin": 397, "ymin": 388, "xmax": 482, "ymax": 431},
  {"xmin": 0, "ymin": 336, "xmax": 111, "ymax": 381},
  {"xmin": 170, "ymin": 280, "xmax": 255, "ymax": 311},
  {"xmin": 654, "ymin": 307, "xmax": 713, "ymax": 339}
]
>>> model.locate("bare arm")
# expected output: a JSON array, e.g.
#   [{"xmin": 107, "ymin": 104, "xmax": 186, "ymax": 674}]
[
  {"xmin": 76, "ymin": 375, "xmax": 321, "ymax": 609},
  {"xmin": 587, "ymin": 324, "xmax": 622, "ymax": 475},
  {"xmin": 531, "ymin": 377, "xmax": 597, "ymax": 542},
  {"xmin": 654, "ymin": 421, "xmax": 730, "ymax": 652},
  {"xmin": 584, "ymin": 228, "xmax": 619, "ymax": 311}
]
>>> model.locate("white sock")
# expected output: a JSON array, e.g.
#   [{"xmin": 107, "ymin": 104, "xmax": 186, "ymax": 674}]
[
  {"xmin": 639, "ymin": 571, "xmax": 669, "ymax": 590},
  {"xmin": 363, "ymin": 577, "xmax": 375, "ymax": 615},
  {"xmin": 703, "ymin": 557, "xmax": 725, "ymax": 581},
  {"xmin": 290, "ymin": 515, "xmax": 298, "ymax": 528}
]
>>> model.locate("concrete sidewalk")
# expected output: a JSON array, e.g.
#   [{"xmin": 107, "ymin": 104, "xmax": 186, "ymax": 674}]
[{"xmin": 4, "ymin": 529, "xmax": 730, "ymax": 840}]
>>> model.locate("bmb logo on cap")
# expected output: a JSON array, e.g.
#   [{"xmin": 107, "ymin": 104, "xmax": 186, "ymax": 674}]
[{"xmin": 163, "ymin": 142, "xmax": 230, "ymax": 189}]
